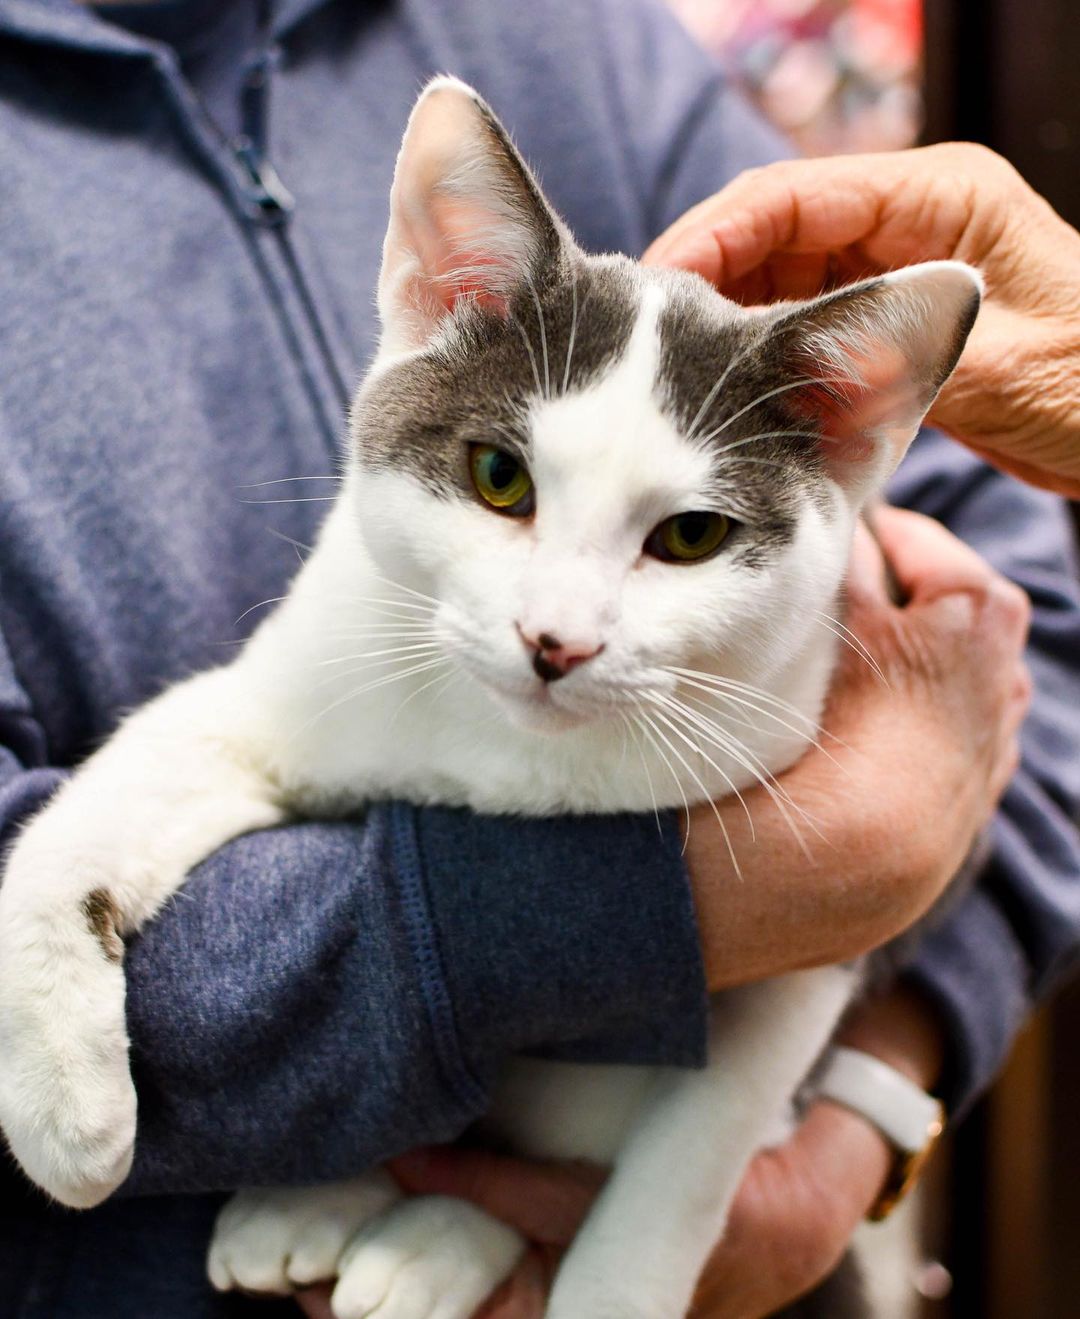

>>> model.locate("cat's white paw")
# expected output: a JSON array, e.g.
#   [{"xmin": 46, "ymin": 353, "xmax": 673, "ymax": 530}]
[
  {"xmin": 330, "ymin": 1196, "xmax": 525, "ymax": 1319},
  {"xmin": 0, "ymin": 881, "xmax": 136, "ymax": 1208},
  {"xmin": 208, "ymin": 1174, "xmax": 402, "ymax": 1294}
]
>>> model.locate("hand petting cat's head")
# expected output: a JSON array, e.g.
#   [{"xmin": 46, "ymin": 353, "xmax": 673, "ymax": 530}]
[{"xmin": 349, "ymin": 78, "xmax": 981, "ymax": 739}]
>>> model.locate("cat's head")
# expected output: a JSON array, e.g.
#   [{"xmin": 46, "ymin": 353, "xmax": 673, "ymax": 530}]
[{"xmin": 348, "ymin": 78, "xmax": 981, "ymax": 738}]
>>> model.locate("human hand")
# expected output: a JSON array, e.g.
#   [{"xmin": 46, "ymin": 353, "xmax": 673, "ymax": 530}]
[
  {"xmin": 686, "ymin": 505, "xmax": 1031, "ymax": 992},
  {"xmin": 645, "ymin": 144, "xmax": 1080, "ymax": 497},
  {"xmin": 381, "ymin": 1063, "xmax": 904, "ymax": 1318}
]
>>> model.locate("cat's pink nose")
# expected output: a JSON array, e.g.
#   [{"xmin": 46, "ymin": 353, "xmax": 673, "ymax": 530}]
[{"xmin": 517, "ymin": 625, "xmax": 604, "ymax": 683}]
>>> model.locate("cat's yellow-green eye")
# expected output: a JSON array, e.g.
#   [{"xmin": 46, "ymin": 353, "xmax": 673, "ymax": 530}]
[
  {"xmin": 469, "ymin": 444, "xmax": 534, "ymax": 516},
  {"xmin": 646, "ymin": 511, "xmax": 731, "ymax": 563}
]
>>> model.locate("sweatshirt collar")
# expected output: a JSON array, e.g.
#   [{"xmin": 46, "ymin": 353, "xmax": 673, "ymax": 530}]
[{"xmin": 0, "ymin": 0, "xmax": 332, "ymax": 54}]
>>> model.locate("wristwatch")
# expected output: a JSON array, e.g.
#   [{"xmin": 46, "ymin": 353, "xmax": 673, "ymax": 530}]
[{"xmin": 812, "ymin": 1045, "xmax": 946, "ymax": 1222}]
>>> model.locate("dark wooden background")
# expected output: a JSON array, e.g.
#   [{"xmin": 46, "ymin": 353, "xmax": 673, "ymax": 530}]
[{"xmin": 923, "ymin": 4, "xmax": 1080, "ymax": 1314}]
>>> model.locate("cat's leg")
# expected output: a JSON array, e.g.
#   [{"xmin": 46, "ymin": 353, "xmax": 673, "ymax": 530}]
[
  {"xmin": 327, "ymin": 1196, "xmax": 525, "ymax": 1319},
  {"xmin": 546, "ymin": 964, "xmax": 860, "ymax": 1319},
  {"xmin": 0, "ymin": 665, "xmax": 284, "ymax": 1209},
  {"xmin": 208, "ymin": 1172, "xmax": 402, "ymax": 1296}
]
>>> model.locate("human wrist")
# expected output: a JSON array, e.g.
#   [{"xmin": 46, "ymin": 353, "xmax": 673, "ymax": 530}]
[{"xmin": 837, "ymin": 984, "xmax": 947, "ymax": 1094}]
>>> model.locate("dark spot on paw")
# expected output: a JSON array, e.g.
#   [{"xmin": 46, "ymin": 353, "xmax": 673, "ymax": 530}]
[{"xmin": 82, "ymin": 889, "xmax": 123, "ymax": 964}]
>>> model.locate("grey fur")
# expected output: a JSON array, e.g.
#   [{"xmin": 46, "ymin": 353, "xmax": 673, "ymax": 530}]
[
  {"xmin": 354, "ymin": 92, "xmax": 976, "ymax": 583},
  {"xmin": 354, "ymin": 254, "xmax": 640, "ymax": 497}
]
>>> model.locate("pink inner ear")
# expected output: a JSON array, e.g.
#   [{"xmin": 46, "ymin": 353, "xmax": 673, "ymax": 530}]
[
  {"xmin": 416, "ymin": 195, "xmax": 518, "ymax": 320},
  {"xmin": 788, "ymin": 342, "xmax": 914, "ymax": 470}
]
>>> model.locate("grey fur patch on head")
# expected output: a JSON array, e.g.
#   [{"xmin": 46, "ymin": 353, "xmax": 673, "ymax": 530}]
[
  {"xmin": 354, "ymin": 253, "xmax": 640, "ymax": 495},
  {"xmin": 654, "ymin": 269, "xmax": 833, "ymax": 566},
  {"xmin": 83, "ymin": 889, "xmax": 123, "ymax": 964}
]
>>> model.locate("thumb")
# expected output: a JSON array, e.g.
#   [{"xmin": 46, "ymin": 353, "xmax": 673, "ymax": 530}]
[
  {"xmin": 390, "ymin": 1148, "xmax": 603, "ymax": 1246},
  {"xmin": 868, "ymin": 506, "xmax": 995, "ymax": 606}
]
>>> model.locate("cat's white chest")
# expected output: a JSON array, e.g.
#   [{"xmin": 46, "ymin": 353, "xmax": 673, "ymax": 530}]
[{"xmin": 486, "ymin": 1058, "xmax": 660, "ymax": 1164}]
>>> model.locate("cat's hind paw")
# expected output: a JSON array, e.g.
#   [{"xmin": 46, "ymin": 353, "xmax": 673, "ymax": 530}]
[
  {"xmin": 331, "ymin": 1196, "xmax": 525, "ymax": 1319},
  {"xmin": 208, "ymin": 1175, "xmax": 402, "ymax": 1295},
  {"xmin": 0, "ymin": 886, "xmax": 136, "ymax": 1208}
]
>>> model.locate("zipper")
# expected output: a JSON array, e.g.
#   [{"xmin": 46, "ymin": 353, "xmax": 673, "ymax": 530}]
[
  {"xmin": 235, "ymin": 44, "xmax": 295, "ymax": 225},
  {"xmin": 235, "ymin": 39, "xmax": 351, "ymax": 414}
]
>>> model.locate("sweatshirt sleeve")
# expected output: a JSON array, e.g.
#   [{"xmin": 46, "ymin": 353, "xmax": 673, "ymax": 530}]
[
  {"xmin": 889, "ymin": 433, "xmax": 1080, "ymax": 1116},
  {"xmin": 0, "ymin": 632, "xmax": 704, "ymax": 1196},
  {"xmin": 118, "ymin": 801, "xmax": 704, "ymax": 1196}
]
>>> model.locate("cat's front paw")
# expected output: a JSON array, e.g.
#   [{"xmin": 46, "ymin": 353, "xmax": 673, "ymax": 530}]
[
  {"xmin": 329, "ymin": 1196, "xmax": 524, "ymax": 1319},
  {"xmin": 208, "ymin": 1175, "xmax": 402, "ymax": 1295},
  {"xmin": 0, "ymin": 882, "xmax": 136, "ymax": 1208}
]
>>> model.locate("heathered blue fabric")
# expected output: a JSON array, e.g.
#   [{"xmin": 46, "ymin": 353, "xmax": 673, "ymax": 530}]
[{"xmin": 0, "ymin": 0, "xmax": 1076, "ymax": 1314}]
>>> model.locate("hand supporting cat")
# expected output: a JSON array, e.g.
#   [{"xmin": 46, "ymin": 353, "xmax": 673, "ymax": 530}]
[{"xmin": 0, "ymin": 78, "xmax": 983, "ymax": 1318}]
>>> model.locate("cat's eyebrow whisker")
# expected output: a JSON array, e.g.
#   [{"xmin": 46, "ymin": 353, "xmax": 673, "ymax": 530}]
[
  {"xmin": 523, "ymin": 271, "xmax": 551, "ymax": 400},
  {"xmin": 705, "ymin": 374, "xmax": 852, "ymax": 444},
  {"xmin": 701, "ymin": 428, "xmax": 823, "ymax": 458},
  {"xmin": 811, "ymin": 611, "xmax": 888, "ymax": 686},
  {"xmin": 561, "ymin": 265, "xmax": 579, "ymax": 397},
  {"xmin": 620, "ymin": 711, "xmax": 662, "ymax": 837},
  {"xmin": 685, "ymin": 338, "xmax": 759, "ymax": 443},
  {"xmin": 510, "ymin": 312, "xmax": 544, "ymax": 401}
]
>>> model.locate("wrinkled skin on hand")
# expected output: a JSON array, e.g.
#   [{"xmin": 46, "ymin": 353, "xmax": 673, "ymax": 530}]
[
  {"xmin": 687, "ymin": 505, "xmax": 1031, "ymax": 992},
  {"xmin": 645, "ymin": 143, "xmax": 1080, "ymax": 498}
]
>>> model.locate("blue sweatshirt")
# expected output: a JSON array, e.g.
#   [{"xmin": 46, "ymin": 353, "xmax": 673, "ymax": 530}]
[{"xmin": 0, "ymin": 1, "xmax": 1077, "ymax": 1315}]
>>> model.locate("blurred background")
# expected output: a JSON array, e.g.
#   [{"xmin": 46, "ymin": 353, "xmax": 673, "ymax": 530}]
[{"xmin": 662, "ymin": 3, "xmax": 1080, "ymax": 1317}]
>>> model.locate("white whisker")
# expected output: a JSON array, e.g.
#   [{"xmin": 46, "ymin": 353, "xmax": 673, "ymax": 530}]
[
  {"xmin": 812, "ymin": 611, "xmax": 887, "ymax": 685},
  {"xmin": 561, "ymin": 265, "xmax": 579, "ymax": 397},
  {"xmin": 633, "ymin": 712, "xmax": 692, "ymax": 850},
  {"xmin": 510, "ymin": 313, "xmax": 544, "ymax": 399},
  {"xmin": 524, "ymin": 272, "xmax": 550, "ymax": 400},
  {"xmin": 620, "ymin": 711, "xmax": 662, "ymax": 837}
]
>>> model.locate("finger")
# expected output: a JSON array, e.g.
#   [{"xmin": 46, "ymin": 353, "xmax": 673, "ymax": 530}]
[
  {"xmin": 644, "ymin": 155, "xmax": 904, "ymax": 286},
  {"xmin": 295, "ymin": 1284, "xmax": 335, "ymax": 1319},
  {"xmin": 867, "ymin": 506, "xmax": 997, "ymax": 605},
  {"xmin": 473, "ymin": 1248, "xmax": 550, "ymax": 1319},
  {"xmin": 389, "ymin": 1148, "xmax": 603, "ymax": 1245},
  {"xmin": 845, "ymin": 518, "xmax": 891, "ymax": 612}
]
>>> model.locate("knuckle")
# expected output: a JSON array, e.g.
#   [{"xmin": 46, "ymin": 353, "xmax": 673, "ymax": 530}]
[{"xmin": 987, "ymin": 578, "xmax": 1032, "ymax": 637}]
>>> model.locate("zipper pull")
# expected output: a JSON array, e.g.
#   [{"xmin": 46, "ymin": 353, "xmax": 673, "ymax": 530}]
[
  {"xmin": 235, "ymin": 138, "xmax": 295, "ymax": 223},
  {"xmin": 236, "ymin": 45, "xmax": 294, "ymax": 224}
]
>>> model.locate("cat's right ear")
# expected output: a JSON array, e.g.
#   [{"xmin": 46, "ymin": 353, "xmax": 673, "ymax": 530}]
[{"xmin": 377, "ymin": 77, "xmax": 566, "ymax": 357}]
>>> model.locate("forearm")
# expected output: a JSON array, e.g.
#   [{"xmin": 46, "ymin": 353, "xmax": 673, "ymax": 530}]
[{"xmin": 121, "ymin": 803, "xmax": 707, "ymax": 1196}]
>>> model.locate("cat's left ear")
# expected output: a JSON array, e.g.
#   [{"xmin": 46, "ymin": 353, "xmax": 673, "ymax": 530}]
[
  {"xmin": 769, "ymin": 261, "xmax": 983, "ymax": 501},
  {"xmin": 377, "ymin": 77, "xmax": 569, "ymax": 357}
]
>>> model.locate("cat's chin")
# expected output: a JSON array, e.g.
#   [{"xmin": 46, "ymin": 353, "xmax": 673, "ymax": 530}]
[{"xmin": 487, "ymin": 685, "xmax": 594, "ymax": 736}]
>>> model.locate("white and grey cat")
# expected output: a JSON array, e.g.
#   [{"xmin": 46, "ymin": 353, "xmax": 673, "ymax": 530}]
[{"xmin": 0, "ymin": 79, "xmax": 981, "ymax": 1319}]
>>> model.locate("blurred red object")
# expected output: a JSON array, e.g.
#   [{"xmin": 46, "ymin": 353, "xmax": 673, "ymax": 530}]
[{"xmin": 667, "ymin": 0, "xmax": 923, "ymax": 153}]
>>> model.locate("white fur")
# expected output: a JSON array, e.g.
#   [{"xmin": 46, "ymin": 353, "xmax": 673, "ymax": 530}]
[{"xmin": 0, "ymin": 78, "xmax": 981, "ymax": 1318}]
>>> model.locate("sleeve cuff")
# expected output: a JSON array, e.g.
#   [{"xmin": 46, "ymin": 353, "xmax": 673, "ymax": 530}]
[
  {"xmin": 398, "ymin": 802, "xmax": 709, "ymax": 1075},
  {"xmin": 900, "ymin": 886, "xmax": 1032, "ymax": 1118}
]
